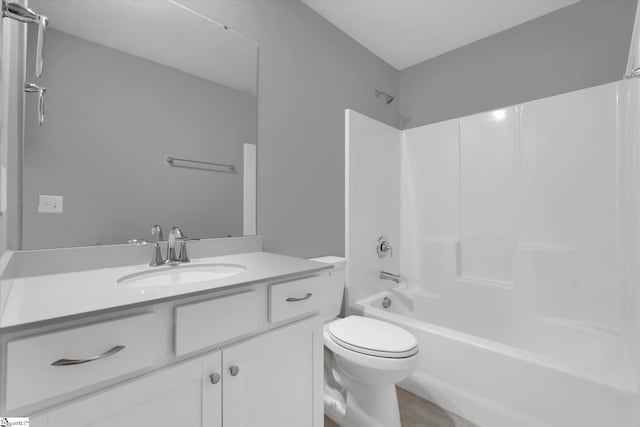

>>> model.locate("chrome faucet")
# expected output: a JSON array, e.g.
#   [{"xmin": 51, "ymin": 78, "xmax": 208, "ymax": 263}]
[
  {"xmin": 129, "ymin": 224, "xmax": 165, "ymax": 266},
  {"xmin": 166, "ymin": 226, "xmax": 182, "ymax": 265},
  {"xmin": 130, "ymin": 225, "xmax": 199, "ymax": 266},
  {"xmin": 149, "ymin": 225, "xmax": 164, "ymax": 266},
  {"xmin": 167, "ymin": 226, "xmax": 199, "ymax": 265},
  {"xmin": 380, "ymin": 271, "xmax": 400, "ymax": 283}
]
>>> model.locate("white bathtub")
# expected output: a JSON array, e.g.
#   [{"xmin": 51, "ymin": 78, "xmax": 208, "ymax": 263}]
[{"xmin": 353, "ymin": 289, "xmax": 639, "ymax": 427}]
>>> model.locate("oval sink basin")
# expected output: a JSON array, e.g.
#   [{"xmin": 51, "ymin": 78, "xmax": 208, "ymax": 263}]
[{"xmin": 117, "ymin": 263, "xmax": 246, "ymax": 287}]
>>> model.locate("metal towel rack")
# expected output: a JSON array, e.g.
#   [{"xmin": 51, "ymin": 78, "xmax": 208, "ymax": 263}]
[{"xmin": 166, "ymin": 156, "xmax": 235, "ymax": 173}]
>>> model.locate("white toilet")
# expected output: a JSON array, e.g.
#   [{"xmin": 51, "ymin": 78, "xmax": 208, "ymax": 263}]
[{"xmin": 310, "ymin": 256, "xmax": 419, "ymax": 427}]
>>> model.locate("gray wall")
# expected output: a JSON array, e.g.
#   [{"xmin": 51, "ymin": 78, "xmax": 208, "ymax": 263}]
[
  {"xmin": 22, "ymin": 29, "xmax": 256, "ymax": 249},
  {"xmin": 180, "ymin": 0, "xmax": 399, "ymax": 258},
  {"xmin": 398, "ymin": 0, "xmax": 638, "ymax": 129}
]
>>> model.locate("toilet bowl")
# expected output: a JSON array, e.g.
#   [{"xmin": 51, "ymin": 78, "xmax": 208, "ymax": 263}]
[
  {"xmin": 310, "ymin": 256, "xmax": 419, "ymax": 427},
  {"xmin": 325, "ymin": 316, "xmax": 418, "ymax": 427}
]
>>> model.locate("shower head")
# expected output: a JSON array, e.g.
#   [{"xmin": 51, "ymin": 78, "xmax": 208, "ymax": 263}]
[{"xmin": 375, "ymin": 90, "xmax": 395, "ymax": 105}]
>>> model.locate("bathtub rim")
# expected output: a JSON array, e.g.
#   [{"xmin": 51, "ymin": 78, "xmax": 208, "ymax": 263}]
[{"xmin": 352, "ymin": 290, "xmax": 638, "ymax": 394}]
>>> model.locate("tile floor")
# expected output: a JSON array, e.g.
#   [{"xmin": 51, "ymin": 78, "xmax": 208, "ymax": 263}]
[{"xmin": 324, "ymin": 387, "xmax": 479, "ymax": 427}]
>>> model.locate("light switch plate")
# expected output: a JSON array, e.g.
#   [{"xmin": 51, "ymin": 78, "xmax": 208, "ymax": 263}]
[{"xmin": 38, "ymin": 195, "xmax": 63, "ymax": 213}]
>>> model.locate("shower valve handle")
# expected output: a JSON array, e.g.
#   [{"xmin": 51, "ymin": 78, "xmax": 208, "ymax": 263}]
[{"xmin": 377, "ymin": 236, "xmax": 393, "ymax": 258}]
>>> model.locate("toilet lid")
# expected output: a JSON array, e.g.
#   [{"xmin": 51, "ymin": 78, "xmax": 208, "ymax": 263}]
[{"xmin": 328, "ymin": 316, "xmax": 418, "ymax": 358}]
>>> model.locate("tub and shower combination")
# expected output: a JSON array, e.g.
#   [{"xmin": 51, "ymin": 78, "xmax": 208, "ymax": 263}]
[
  {"xmin": 345, "ymin": 79, "xmax": 640, "ymax": 426},
  {"xmin": 356, "ymin": 287, "xmax": 635, "ymax": 427}
]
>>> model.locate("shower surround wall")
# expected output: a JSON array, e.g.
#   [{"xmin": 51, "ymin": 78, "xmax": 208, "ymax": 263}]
[
  {"xmin": 403, "ymin": 82, "xmax": 622, "ymax": 330},
  {"xmin": 345, "ymin": 79, "xmax": 640, "ymax": 425},
  {"xmin": 345, "ymin": 110, "xmax": 401, "ymax": 305}
]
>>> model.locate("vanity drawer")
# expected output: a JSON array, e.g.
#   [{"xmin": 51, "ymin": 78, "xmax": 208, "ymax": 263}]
[
  {"xmin": 174, "ymin": 289, "xmax": 261, "ymax": 356},
  {"xmin": 269, "ymin": 275, "xmax": 324, "ymax": 323},
  {"xmin": 6, "ymin": 313, "xmax": 155, "ymax": 411}
]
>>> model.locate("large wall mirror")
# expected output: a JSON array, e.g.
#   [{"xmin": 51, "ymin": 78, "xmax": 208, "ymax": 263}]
[{"xmin": 21, "ymin": 0, "xmax": 258, "ymax": 249}]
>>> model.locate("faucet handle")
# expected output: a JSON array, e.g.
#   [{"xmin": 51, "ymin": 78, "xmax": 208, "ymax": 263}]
[
  {"xmin": 168, "ymin": 227, "xmax": 201, "ymax": 243},
  {"xmin": 149, "ymin": 242, "xmax": 165, "ymax": 267},
  {"xmin": 150, "ymin": 225, "xmax": 163, "ymax": 242},
  {"xmin": 176, "ymin": 237, "xmax": 199, "ymax": 263},
  {"xmin": 170, "ymin": 226, "xmax": 184, "ymax": 240},
  {"xmin": 177, "ymin": 240, "xmax": 190, "ymax": 263},
  {"xmin": 376, "ymin": 236, "xmax": 393, "ymax": 258},
  {"xmin": 129, "ymin": 239, "xmax": 165, "ymax": 266}
]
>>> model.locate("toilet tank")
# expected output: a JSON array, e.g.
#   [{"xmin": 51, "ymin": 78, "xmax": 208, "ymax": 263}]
[{"xmin": 309, "ymin": 256, "xmax": 346, "ymax": 321}]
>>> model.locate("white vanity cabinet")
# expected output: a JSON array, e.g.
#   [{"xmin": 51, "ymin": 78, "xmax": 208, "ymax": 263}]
[
  {"xmin": 2, "ymin": 271, "xmax": 328, "ymax": 427},
  {"xmin": 29, "ymin": 316, "xmax": 322, "ymax": 427}
]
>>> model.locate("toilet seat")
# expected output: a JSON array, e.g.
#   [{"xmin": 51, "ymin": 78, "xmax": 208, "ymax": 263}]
[{"xmin": 328, "ymin": 316, "xmax": 418, "ymax": 359}]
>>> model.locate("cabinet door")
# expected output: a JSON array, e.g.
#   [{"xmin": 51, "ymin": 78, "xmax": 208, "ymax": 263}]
[
  {"xmin": 223, "ymin": 317, "xmax": 323, "ymax": 427},
  {"xmin": 33, "ymin": 352, "xmax": 222, "ymax": 427}
]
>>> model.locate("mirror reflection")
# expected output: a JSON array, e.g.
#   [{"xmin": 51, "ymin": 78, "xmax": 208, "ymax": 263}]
[{"xmin": 21, "ymin": 0, "xmax": 258, "ymax": 249}]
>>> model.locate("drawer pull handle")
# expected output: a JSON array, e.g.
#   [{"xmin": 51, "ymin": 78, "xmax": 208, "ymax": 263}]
[
  {"xmin": 229, "ymin": 365, "xmax": 240, "ymax": 376},
  {"xmin": 51, "ymin": 345, "xmax": 125, "ymax": 366},
  {"xmin": 286, "ymin": 293, "xmax": 313, "ymax": 302}
]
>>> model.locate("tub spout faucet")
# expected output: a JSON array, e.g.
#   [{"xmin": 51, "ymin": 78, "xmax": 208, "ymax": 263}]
[{"xmin": 380, "ymin": 271, "xmax": 400, "ymax": 283}]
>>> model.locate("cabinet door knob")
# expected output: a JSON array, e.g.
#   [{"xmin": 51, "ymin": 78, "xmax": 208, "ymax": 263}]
[
  {"xmin": 229, "ymin": 365, "xmax": 240, "ymax": 376},
  {"xmin": 209, "ymin": 373, "xmax": 221, "ymax": 384}
]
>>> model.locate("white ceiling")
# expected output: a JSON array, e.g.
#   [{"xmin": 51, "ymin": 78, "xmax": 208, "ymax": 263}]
[
  {"xmin": 32, "ymin": 0, "xmax": 257, "ymax": 94},
  {"xmin": 302, "ymin": 0, "xmax": 581, "ymax": 70}
]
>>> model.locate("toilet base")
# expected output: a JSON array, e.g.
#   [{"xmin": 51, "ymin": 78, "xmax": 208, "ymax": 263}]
[{"xmin": 342, "ymin": 383, "xmax": 401, "ymax": 427}]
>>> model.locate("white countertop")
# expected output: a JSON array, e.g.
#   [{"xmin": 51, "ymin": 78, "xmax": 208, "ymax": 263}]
[{"xmin": 0, "ymin": 251, "xmax": 331, "ymax": 331}]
